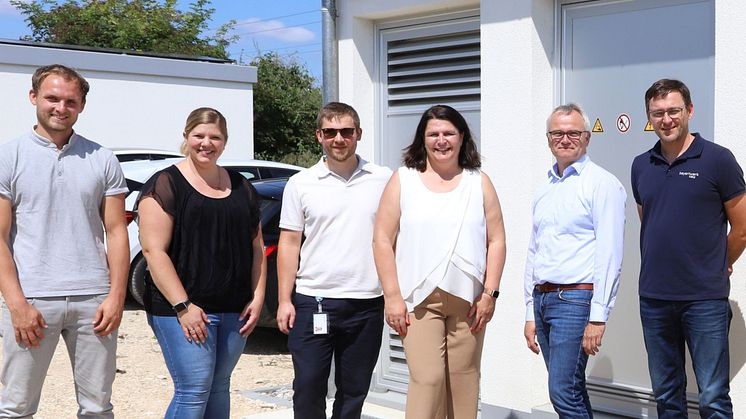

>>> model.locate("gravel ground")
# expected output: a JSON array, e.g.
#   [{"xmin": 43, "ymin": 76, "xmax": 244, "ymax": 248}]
[{"xmin": 0, "ymin": 303, "xmax": 294, "ymax": 418}]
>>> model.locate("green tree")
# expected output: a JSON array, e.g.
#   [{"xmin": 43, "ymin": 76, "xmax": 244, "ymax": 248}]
[
  {"xmin": 252, "ymin": 52, "xmax": 322, "ymax": 167},
  {"xmin": 11, "ymin": 0, "xmax": 235, "ymax": 59}
]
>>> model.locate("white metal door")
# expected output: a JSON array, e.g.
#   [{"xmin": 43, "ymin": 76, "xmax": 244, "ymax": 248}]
[{"xmin": 559, "ymin": 0, "xmax": 714, "ymax": 417}]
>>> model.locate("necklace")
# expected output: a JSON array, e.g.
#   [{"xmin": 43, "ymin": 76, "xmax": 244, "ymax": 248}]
[{"xmin": 188, "ymin": 161, "xmax": 224, "ymax": 190}]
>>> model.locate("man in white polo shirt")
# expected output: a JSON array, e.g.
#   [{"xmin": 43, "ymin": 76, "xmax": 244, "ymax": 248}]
[
  {"xmin": 277, "ymin": 102, "xmax": 391, "ymax": 419},
  {"xmin": 0, "ymin": 64, "xmax": 129, "ymax": 418}
]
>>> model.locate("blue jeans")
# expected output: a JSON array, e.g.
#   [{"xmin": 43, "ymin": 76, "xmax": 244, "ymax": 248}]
[
  {"xmin": 148, "ymin": 313, "xmax": 247, "ymax": 419},
  {"xmin": 287, "ymin": 293, "xmax": 384, "ymax": 419},
  {"xmin": 640, "ymin": 297, "xmax": 733, "ymax": 418},
  {"xmin": 534, "ymin": 289, "xmax": 593, "ymax": 419}
]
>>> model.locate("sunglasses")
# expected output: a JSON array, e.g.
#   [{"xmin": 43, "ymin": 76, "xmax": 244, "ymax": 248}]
[{"xmin": 320, "ymin": 127, "xmax": 357, "ymax": 139}]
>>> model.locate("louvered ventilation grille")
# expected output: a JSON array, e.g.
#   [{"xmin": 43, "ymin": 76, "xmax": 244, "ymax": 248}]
[{"xmin": 387, "ymin": 30, "xmax": 480, "ymax": 107}]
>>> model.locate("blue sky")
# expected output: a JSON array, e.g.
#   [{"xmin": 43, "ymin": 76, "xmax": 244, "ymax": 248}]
[{"xmin": 0, "ymin": 0, "xmax": 323, "ymax": 81}]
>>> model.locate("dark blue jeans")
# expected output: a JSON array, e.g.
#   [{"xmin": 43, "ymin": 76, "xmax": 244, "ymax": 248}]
[
  {"xmin": 148, "ymin": 313, "xmax": 247, "ymax": 419},
  {"xmin": 534, "ymin": 289, "xmax": 593, "ymax": 419},
  {"xmin": 288, "ymin": 293, "xmax": 384, "ymax": 419},
  {"xmin": 640, "ymin": 297, "xmax": 733, "ymax": 418}
]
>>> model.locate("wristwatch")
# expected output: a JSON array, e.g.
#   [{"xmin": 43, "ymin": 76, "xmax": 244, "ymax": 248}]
[
  {"xmin": 172, "ymin": 300, "xmax": 191, "ymax": 314},
  {"xmin": 483, "ymin": 288, "xmax": 500, "ymax": 299}
]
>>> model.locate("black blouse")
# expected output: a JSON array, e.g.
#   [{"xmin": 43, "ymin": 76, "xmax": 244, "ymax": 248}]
[{"xmin": 135, "ymin": 165, "xmax": 260, "ymax": 316}]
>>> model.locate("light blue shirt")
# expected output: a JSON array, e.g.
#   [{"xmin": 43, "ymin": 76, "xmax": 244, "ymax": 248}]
[{"xmin": 524, "ymin": 154, "xmax": 626, "ymax": 322}]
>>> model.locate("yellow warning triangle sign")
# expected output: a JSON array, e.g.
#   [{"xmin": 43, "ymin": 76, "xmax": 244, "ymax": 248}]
[
  {"xmin": 592, "ymin": 118, "xmax": 604, "ymax": 133},
  {"xmin": 644, "ymin": 121, "xmax": 654, "ymax": 131}
]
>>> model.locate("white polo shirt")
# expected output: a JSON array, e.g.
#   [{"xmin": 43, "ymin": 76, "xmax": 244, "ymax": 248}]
[{"xmin": 279, "ymin": 156, "xmax": 391, "ymax": 299}]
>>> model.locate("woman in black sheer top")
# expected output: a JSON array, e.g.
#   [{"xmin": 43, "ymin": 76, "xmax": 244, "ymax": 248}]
[{"xmin": 136, "ymin": 107, "xmax": 266, "ymax": 419}]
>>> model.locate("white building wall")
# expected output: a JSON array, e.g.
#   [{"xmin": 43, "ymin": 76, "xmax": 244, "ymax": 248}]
[
  {"xmin": 336, "ymin": 8, "xmax": 375, "ymax": 159},
  {"xmin": 479, "ymin": 1, "xmax": 555, "ymax": 415},
  {"xmin": 0, "ymin": 42, "xmax": 257, "ymax": 159},
  {"xmin": 339, "ymin": 0, "xmax": 746, "ymax": 416},
  {"xmin": 715, "ymin": 0, "xmax": 746, "ymax": 412}
]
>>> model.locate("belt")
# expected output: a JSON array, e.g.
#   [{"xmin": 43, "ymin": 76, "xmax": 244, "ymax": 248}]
[{"xmin": 535, "ymin": 282, "xmax": 594, "ymax": 293}]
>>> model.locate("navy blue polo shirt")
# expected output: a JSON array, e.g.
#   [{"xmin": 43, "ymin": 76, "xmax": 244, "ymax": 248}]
[{"xmin": 631, "ymin": 134, "xmax": 745, "ymax": 300}]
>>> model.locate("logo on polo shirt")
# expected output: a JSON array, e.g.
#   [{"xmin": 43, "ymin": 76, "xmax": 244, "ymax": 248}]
[{"xmin": 679, "ymin": 171, "xmax": 699, "ymax": 179}]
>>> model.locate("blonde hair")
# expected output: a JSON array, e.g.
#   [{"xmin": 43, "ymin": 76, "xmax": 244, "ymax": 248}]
[{"xmin": 180, "ymin": 107, "xmax": 228, "ymax": 155}]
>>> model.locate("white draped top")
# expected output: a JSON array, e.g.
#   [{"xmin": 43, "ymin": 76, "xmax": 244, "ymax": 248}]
[{"xmin": 395, "ymin": 167, "xmax": 486, "ymax": 311}]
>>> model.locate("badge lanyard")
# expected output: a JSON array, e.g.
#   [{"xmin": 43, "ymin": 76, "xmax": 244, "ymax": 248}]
[{"xmin": 313, "ymin": 296, "xmax": 329, "ymax": 335}]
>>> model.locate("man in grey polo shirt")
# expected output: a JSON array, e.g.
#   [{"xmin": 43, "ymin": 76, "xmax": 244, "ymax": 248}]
[{"xmin": 0, "ymin": 64, "xmax": 129, "ymax": 418}]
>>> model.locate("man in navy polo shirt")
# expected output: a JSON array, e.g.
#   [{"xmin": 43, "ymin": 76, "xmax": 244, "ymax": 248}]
[{"xmin": 631, "ymin": 79, "xmax": 746, "ymax": 418}]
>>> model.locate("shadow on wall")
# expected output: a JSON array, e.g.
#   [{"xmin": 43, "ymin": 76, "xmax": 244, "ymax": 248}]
[
  {"xmin": 586, "ymin": 299, "xmax": 746, "ymax": 378},
  {"xmin": 729, "ymin": 299, "xmax": 746, "ymax": 376}
]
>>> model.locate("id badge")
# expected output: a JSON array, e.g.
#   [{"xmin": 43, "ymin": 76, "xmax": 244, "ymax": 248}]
[{"xmin": 313, "ymin": 312, "xmax": 329, "ymax": 334}]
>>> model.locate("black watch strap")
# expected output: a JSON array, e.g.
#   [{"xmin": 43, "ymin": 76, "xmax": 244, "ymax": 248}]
[{"xmin": 173, "ymin": 300, "xmax": 191, "ymax": 314}]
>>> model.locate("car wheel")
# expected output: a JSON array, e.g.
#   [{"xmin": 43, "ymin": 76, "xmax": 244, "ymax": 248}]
[
  {"xmin": 257, "ymin": 305, "xmax": 277, "ymax": 329},
  {"xmin": 128, "ymin": 255, "xmax": 148, "ymax": 306}
]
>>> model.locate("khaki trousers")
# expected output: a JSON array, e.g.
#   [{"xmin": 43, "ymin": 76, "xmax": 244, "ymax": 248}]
[
  {"xmin": 402, "ymin": 288, "xmax": 485, "ymax": 419},
  {"xmin": 1, "ymin": 295, "xmax": 116, "ymax": 419}
]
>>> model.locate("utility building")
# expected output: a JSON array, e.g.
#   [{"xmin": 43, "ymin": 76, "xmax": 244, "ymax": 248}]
[
  {"xmin": 0, "ymin": 39, "xmax": 257, "ymax": 158},
  {"xmin": 331, "ymin": 0, "xmax": 746, "ymax": 417}
]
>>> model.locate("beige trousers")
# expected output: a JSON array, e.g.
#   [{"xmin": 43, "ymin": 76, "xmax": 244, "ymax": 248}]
[{"xmin": 402, "ymin": 288, "xmax": 485, "ymax": 419}]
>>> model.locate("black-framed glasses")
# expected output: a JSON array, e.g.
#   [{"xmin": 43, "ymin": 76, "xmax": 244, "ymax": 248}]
[
  {"xmin": 547, "ymin": 130, "xmax": 587, "ymax": 141},
  {"xmin": 320, "ymin": 127, "xmax": 356, "ymax": 139},
  {"xmin": 648, "ymin": 107, "xmax": 685, "ymax": 120}
]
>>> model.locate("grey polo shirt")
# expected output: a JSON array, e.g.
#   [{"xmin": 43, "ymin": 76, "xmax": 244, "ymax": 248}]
[{"xmin": 0, "ymin": 130, "xmax": 128, "ymax": 297}]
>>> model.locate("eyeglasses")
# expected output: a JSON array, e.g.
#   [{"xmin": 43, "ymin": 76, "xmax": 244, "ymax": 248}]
[
  {"xmin": 547, "ymin": 130, "xmax": 587, "ymax": 141},
  {"xmin": 648, "ymin": 107, "xmax": 685, "ymax": 120},
  {"xmin": 320, "ymin": 127, "xmax": 356, "ymax": 139}
]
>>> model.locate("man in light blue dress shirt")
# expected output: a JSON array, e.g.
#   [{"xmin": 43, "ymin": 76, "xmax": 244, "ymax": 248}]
[{"xmin": 523, "ymin": 103, "xmax": 626, "ymax": 418}]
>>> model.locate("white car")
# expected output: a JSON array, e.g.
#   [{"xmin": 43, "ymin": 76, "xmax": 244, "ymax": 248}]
[
  {"xmin": 112, "ymin": 148, "xmax": 183, "ymax": 163},
  {"xmin": 121, "ymin": 157, "xmax": 302, "ymax": 306}
]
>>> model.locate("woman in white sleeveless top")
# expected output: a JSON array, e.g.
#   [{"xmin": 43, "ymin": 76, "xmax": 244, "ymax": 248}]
[{"xmin": 373, "ymin": 105, "xmax": 506, "ymax": 419}]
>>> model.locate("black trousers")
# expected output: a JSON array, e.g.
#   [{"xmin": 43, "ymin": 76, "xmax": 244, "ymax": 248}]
[{"xmin": 288, "ymin": 293, "xmax": 384, "ymax": 419}]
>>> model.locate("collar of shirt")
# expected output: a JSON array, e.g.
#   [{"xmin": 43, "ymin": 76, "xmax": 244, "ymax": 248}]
[
  {"xmin": 549, "ymin": 153, "xmax": 590, "ymax": 181},
  {"xmin": 29, "ymin": 128, "xmax": 79, "ymax": 152},
  {"xmin": 650, "ymin": 132, "xmax": 704, "ymax": 165},
  {"xmin": 312, "ymin": 155, "xmax": 371, "ymax": 181}
]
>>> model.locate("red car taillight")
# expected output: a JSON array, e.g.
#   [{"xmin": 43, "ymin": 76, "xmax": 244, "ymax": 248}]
[
  {"xmin": 125, "ymin": 210, "xmax": 135, "ymax": 225},
  {"xmin": 264, "ymin": 244, "xmax": 277, "ymax": 257}
]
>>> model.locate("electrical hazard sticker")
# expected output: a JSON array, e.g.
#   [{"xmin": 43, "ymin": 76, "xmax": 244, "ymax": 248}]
[{"xmin": 592, "ymin": 118, "xmax": 604, "ymax": 133}]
